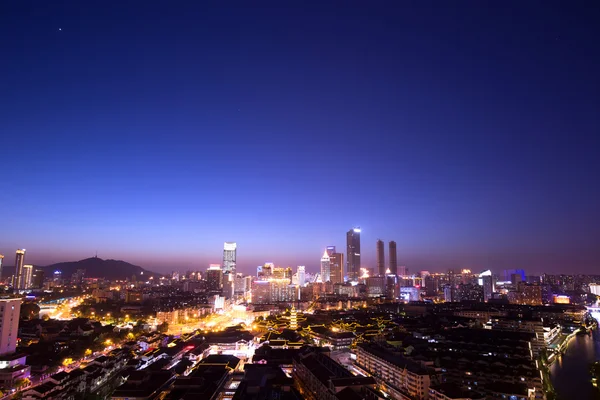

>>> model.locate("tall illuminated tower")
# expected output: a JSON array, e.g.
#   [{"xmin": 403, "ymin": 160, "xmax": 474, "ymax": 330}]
[
  {"xmin": 22, "ymin": 265, "xmax": 33, "ymax": 289},
  {"xmin": 346, "ymin": 228, "xmax": 361, "ymax": 281},
  {"xmin": 320, "ymin": 250, "xmax": 331, "ymax": 283},
  {"xmin": 389, "ymin": 241, "xmax": 397, "ymax": 276},
  {"xmin": 376, "ymin": 239, "xmax": 385, "ymax": 277},
  {"xmin": 223, "ymin": 242, "xmax": 237, "ymax": 274},
  {"xmin": 0, "ymin": 254, "xmax": 4, "ymax": 281},
  {"xmin": 14, "ymin": 249, "xmax": 26, "ymax": 290},
  {"xmin": 297, "ymin": 266, "xmax": 306, "ymax": 286}
]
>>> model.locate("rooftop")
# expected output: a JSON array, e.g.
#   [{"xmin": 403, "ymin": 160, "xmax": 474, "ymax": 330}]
[{"xmin": 430, "ymin": 383, "xmax": 486, "ymax": 399}]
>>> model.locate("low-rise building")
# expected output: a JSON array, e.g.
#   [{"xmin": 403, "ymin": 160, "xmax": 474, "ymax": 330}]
[{"xmin": 355, "ymin": 343, "xmax": 440, "ymax": 400}]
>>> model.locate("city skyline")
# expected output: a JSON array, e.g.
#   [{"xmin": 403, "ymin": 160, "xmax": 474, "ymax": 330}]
[
  {"xmin": 1, "ymin": 2, "xmax": 599, "ymax": 275},
  {"xmin": 3, "ymin": 229, "xmax": 598, "ymax": 276}
]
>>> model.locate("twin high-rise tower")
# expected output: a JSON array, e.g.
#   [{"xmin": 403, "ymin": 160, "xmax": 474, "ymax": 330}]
[{"xmin": 376, "ymin": 239, "xmax": 398, "ymax": 276}]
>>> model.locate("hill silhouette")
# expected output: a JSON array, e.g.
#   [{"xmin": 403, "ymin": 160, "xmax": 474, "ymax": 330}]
[{"xmin": 43, "ymin": 257, "xmax": 156, "ymax": 280}]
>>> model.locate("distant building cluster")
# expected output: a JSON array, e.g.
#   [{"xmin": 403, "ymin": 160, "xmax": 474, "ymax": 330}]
[{"xmin": 2, "ymin": 233, "xmax": 600, "ymax": 400}]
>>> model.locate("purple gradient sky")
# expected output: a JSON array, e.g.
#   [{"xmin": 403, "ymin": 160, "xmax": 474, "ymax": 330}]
[{"xmin": 1, "ymin": 1, "xmax": 599, "ymax": 275}]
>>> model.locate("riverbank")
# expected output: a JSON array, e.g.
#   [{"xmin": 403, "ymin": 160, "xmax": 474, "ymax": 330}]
[
  {"xmin": 550, "ymin": 328, "xmax": 600, "ymax": 400},
  {"xmin": 547, "ymin": 330, "xmax": 580, "ymax": 366}
]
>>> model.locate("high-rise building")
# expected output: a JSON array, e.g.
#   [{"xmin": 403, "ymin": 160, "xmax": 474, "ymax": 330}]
[
  {"xmin": 329, "ymin": 253, "xmax": 343, "ymax": 284},
  {"xmin": 320, "ymin": 250, "xmax": 331, "ymax": 283},
  {"xmin": 252, "ymin": 280, "xmax": 271, "ymax": 304},
  {"xmin": 388, "ymin": 241, "xmax": 397, "ymax": 276},
  {"xmin": 222, "ymin": 272, "xmax": 234, "ymax": 299},
  {"xmin": 270, "ymin": 279, "xmax": 297, "ymax": 302},
  {"xmin": 14, "ymin": 249, "xmax": 26, "ymax": 290},
  {"xmin": 205, "ymin": 265, "xmax": 223, "ymax": 293},
  {"xmin": 32, "ymin": 268, "xmax": 44, "ymax": 289},
  {"xmin": 326, "ymin": 246, "xmax": 336, "ymax": 256},
  {"xmin": 22, "ymin": 265, "xmax": 33, "ymax": 289},
  {"xmin": 251, "ymin": 279, "xmax": 298, "ymax": 304},
  {"xmin": 0, "ymin": 254, "xmax": 4, "ymax": 281},
  {"xmin": 234, "ymin": 273, "xmax": 246, "ymax": 295},
  {"xmin": 366, "ymin": 276, "xmax": 385, "ymax": 297},
  {"xmin": 0, "ymin": 299, "xmax": 21, "ymax": 356},
  {"xmin": 482, "ymin": 275, "xmax": 494, "ymax": 302},
  {"xmin": 376, "ymin": 240, "xmax": 385, "ymax": 277},
  {"xmin": 297, "ymin": 266, "xmax": 306, "ymax": 287},
  {"xmin": 346, "ymin": 228, "xmax": 361, "ymax": 281},
  {"xmin": 223, "ymin": 242, "xmax": 237, "ymax": 274},
  {"xmin": 13, "ymin": 249, "xmax": 25, "ymax": 289}
]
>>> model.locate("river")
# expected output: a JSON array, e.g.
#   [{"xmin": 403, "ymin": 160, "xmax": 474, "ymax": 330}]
[{"xmin": 550, "ymin": 329, "xmax": 600, "ymax": 400}]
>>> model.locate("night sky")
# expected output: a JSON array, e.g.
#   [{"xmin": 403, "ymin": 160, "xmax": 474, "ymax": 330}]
[{"xmin": 1, "ymin": 1, "xmax": 599, "ymax": 275}]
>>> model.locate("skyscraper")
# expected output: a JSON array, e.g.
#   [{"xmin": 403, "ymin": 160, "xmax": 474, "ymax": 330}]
[
  {"xmin": 223, "ymin": 242, "xmax": 237, "ymax": 274},
  {"xmin": 482, "ymin": 274, "xmax": 494, "ymax": 302},
  {"xmin": 376, "ymin": 239, "xmax": 385, "ymax": 277},
  {"xmin": 14, "ymin": 249, "xmax": 26, "ymax": 290},
  {"xmin": 320, "ymin": 250, "xmax": 331, "ymax": 283},
  {"xmin": 346, "ymin": 228, "xmax": 361, "ymax": 281},
  {"xmin": 0, "ymin": 299, "xmax": 21, "ymax": 356},
  {"xmin": 206, "ymin": 264, "xmax": 223, "ymax": 293},
  {"xmin": 297, "ymin": 266, "xmax": 306, "ymax": 287},
  {"xmin": 32, "ymin": 268, "xmax": 45, "ymax": 288},
  {"xmin": 22, "ymin": 265, "xmax": 33, "ymax": 289},
  {"xmin": 329, "ymin": 252, "xmax": 344, "ymax": 284},
  {"xmin": 389, "ymin": 241, "xmax": 397, "ymax": 276},
  {"xmin": 0, "ymin": 254, "xmax": 4, "ymax": 281}
]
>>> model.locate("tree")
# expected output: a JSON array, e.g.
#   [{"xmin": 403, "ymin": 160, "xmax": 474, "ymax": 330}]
[
  {"xmin": 158, "ymin": 322, "xmax": 169, "ymax": 333},
  {"xmin": 20, "ymin": 303, "xmax": 41, "ymax": 320},
  {"xmin": 14, "ymin": 377, "xmax": 31, "ymax": 390}
]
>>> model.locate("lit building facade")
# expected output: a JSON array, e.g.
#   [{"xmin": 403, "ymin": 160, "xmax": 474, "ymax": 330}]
[
  {"xmin": 355, "ymin": 343, "xmax": 439, "ymax": 400},
  {"xmin": 205, "ymin": 265, "xmax": 223, "ymax": 293},
  {"xmin": 251, "ymin": 279, "xmax": 298, "ymax": 303},
  {"xmin": 14, "ymin": 249, "xmax": 26, "ymax": 290},
  {"xmin": 0, "ymin": 299, "xmax": 21, "ymax": 356},
  {"xmin": 320, "ymin": 250, "xmax": 331, "ymax": 283},
  {"xmin": 346, "ymin": 228, "xmax": 361, "ymax": 281},
  {"xmin": 22, "ymin": 265, "xmax": 33, "ymax": 289},
  {"xmin": 400, "ymin": 286, "xmax": 420, "ymax": 302},
  {"xmin": 297, "ymin": 266, "xmax": 306, "ymax": 286},
  {"xmin": 366, "ymin": 276, "xmax": 385, "ymax": 297},
  {"xmin": 0, "ymin": 254, "xmax": 3, "ymax": 281},
  {"xmin": 329, "ymin": 253, "xmax": 343, "ymax": 284},
  {"xmin": 479, "ymin": 270, "xmax": 494, "ymax": 302},
  {"xmin": 223, "ymin": 242, "xmax": 237, "ymax": 274},
  {"xmin": 251, "ymin": 280, "xmax": 271, "ymax": 303}
]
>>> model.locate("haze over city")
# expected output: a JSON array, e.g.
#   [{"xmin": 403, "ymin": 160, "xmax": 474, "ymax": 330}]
[{"xmin": 1, "ymin": 1, "xmax": 599, "ymax": 274}]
